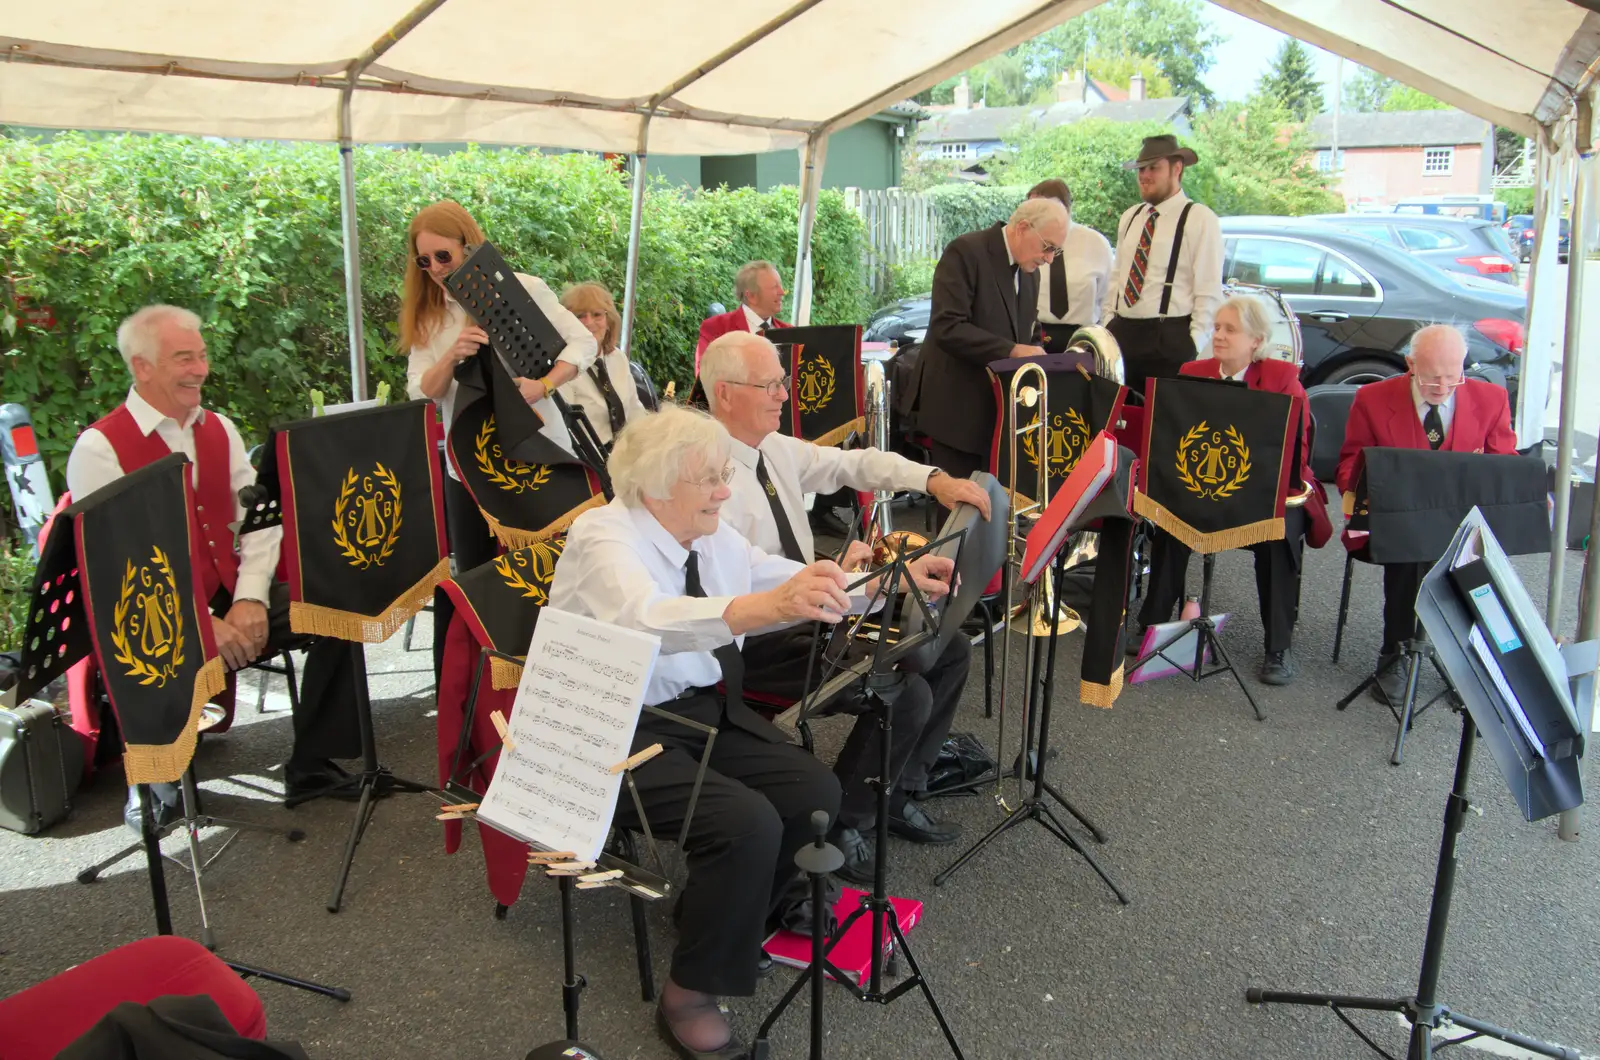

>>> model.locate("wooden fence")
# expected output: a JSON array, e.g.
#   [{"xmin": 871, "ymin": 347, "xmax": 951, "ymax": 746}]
[{"xmin": 843, "ymin": 187, "xmax": 941, "ymax": 297}]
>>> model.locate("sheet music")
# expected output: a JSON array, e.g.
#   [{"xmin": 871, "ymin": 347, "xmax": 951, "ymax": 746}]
[
  {"xmin": 1468, "ymin": 626, "xmax": 1544, "ymax": 758},
  {"xmin": 475, "ymin": 607, "xmax": 660, "ymax": 861}
]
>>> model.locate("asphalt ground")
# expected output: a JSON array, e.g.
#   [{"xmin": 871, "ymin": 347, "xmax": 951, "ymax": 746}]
[{"xmin": 3, "ymin": 508, "xmax": 1598, "ymax": 1060}]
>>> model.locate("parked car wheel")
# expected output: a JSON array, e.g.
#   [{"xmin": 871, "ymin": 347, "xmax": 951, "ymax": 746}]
[{"xmin": 1320, "ymin": 357, "xmax": 1400, "ymax": 386}]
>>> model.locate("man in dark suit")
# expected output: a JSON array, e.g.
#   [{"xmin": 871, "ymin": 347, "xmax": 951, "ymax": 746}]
[
  {"xmin": 1335, "ymin": 324, "xmax": 1517, "ymax": 702},
  {"xmin": 694, "ymin": 260, "xmax": 790, "ymax": 371},
  {"xmin": 910, "ymin": 198, "xmax": 1068, "ymax": 478}
]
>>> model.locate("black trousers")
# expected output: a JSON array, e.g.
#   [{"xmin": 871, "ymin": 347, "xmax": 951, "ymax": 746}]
[
  {"xmin": 618, "ymin": 696, "xmax": 840, "ymax": 997},
  {"xmin": 214, "ymin": 582, "xmax": 360, "ymax": 765},
  {"xmin": 1105, "ymin": 314, "xmax": 1197, "ymax": 398},
  {"xmin": 742, "ymin": 625, "xmax": 971, "ymax": 830},
  {"xmin": 431, "ymin": 471, "xmax": 501, "ymax": 682},
  {"xmin": 1381, "ymin": 561, "xmax": 1429, "ymax": 653},
  {"xmin": 1137, "ymin": 508, "xmax": 1307, "ymax": 654},
  {"xmin": 927, "ymin": 439, "xmax": 987, "ymax": 481}
]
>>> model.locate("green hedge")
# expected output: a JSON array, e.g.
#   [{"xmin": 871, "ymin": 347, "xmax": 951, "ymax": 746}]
[{"xmin": 0, "ymin": 135, "xmax": 868, "ymax": 483}]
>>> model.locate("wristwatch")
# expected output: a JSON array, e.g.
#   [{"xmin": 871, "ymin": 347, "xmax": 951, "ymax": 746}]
[{"xmin": 925, "ymin": 468, "xmax": 946, "ymax": 490}]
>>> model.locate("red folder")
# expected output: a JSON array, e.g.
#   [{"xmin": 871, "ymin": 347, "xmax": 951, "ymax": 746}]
[
  {"xmin": 1018, "ymin": 431, "xmax": 1118, "ymax": 586},
  {"xmin": 762, "ymin": 887, "xmax": 923, "ymax": 984}
]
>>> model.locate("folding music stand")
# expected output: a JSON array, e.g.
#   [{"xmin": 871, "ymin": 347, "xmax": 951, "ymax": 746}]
[
  {"xmin": 1249, "ymin": 509, "xmax": 1587, "ymax": 1060},
  {"xmin": 13, "ymin": 456, "xmax": 347, "ymax": 1002}
]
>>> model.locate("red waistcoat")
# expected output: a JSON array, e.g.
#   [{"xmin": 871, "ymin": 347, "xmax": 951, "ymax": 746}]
[{"xmin": 90, "ymin": 404, "xmax": 240, "ymax": 601}]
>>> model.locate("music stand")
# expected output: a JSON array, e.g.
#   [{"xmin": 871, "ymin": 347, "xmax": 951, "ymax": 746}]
[
  {"xmin": 14, "ymin": 456, "xmax": 348, "ymax": 1002},
  {"xmin": 934, "ymin": 437, "xmax": 1129, "ymax": 902},
  {"xmin": 1249, "ymin": 508, "xmax": 1587, "ymax": 1060},
  {"xmin": 1334, "ymin": 448, "xmax": 1550, "ymax": 764}
]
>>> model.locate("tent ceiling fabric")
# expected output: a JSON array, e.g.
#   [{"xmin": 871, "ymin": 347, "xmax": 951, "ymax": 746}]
[{"xmin": 0, "ymin": 1, "xmax": 1596, "ymax": 148}]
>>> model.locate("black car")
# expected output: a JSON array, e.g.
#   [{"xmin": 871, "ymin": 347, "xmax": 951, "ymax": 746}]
[
  {"xmin": 1309, "ymin": 214, "xmax": 1520, "ymax": 284},
  {"xmin": 864, "ymin": 295, "xmax": 932, "ymax": 347},
  {"xmin": 1511, "ymin": 216, "xmax": 1570, "ymax": 263},
  {"xmin": 1220, "ymin": 216, "xmax": 1525, "ymax": 392}
]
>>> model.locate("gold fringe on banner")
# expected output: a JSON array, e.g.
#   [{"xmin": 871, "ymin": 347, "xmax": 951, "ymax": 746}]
[
  {"xmin": 810, "ymin": 416, "xmax": 866, "ymax": 450},
  {"xmin": 1079, "ymin": 664, "xmax": 1124, "ymax": 709},
  {"xmin": 490, "ymin": 656, "xmax": 526, "ymax": 690},
  {"xmin": 122, "ymin": 655, "xmax": 227, "ymax": 786},
  {"xmin": 1132, "ymin": 492, "xmax": 1284, "ymax": 553},
  {"xmin": 482, "ymin": 495, "xmax": 605, "ymax": 551},
  {"xmin": 290, "ymin": 557, "xmax": 451, "ymax": 643}
]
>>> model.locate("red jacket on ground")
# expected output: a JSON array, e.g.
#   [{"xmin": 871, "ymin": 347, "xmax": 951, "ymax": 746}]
[
  {"xmin": 1335, "ymin": 374, "xmax": 1516, "ymax": 495},
  {"xmin": 694, "ymin": 307, "xmax": 790, "ymax": 371}
]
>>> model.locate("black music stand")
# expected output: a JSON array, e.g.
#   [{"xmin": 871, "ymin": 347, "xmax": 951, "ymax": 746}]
[
  {"xmin": 754, "ymin": 529, "xmax": 971, "ymax": 1060},
  {"xmin": 1249, "ymin": 509, "xmax": 1587, "ymax": 1060},
  {"xmin": 15, "ymin": 459, "xmax": 347, "ymax": 1002},
  {"xmin": 1128, "ymin": 552, "xmax": 1264, "ymax": 720},
  {"xmin": 1334, "ymin": 449, "xmax": 1549, "ymax": 764}
]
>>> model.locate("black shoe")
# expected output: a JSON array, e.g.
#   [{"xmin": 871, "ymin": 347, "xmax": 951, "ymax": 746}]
[
  {"xmin": 655, "ymin": 1003, "xmax": 747, "ymax": 1060},
  {"xmin": 284, "ymin": 760, "xmax": 360, "ymax": 801},
  {"xmin": 888, "ymin": 798, "xmax": 962, "ymax": 844},
  {"xmin": 1125, "ymin": 621, "xmax": 1148, "ymax": 655},
  {"xmin": 1370, "ymin": 653, "xmax": 1409, "ymax": 705},
  {"xmin": 829, "ymin": 826, "xmax": 876, "ymax": 888},
  {"xmin": 756, "ymin": 950, "xmax": 775, "ymax": 978},
  {"xmin": 123, "ymin": 784, "xmax": 180, "ymax": 835},
  {"xmin": 1258, "ymin": 649, "xmax": 1297, "ymax": 686}
]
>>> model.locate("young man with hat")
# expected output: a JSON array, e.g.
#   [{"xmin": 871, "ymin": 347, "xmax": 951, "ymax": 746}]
[{"xmin": 1100, "ymin": 134, "xmax": 1224, "ymax": 395}]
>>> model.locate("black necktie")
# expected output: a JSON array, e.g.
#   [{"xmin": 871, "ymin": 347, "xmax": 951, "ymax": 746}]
[
  {"xmin": 757, "ymin": 320, "xmax": 771, "ymax": 336},
  {"xmin": 1424, "ymin": 403, "xmax": 1445, "ymax": 450},
  {"xmin": 754, "ymin": 452, "xmax": 806, "ymax": 562},
  {"xmin": 1048, "ymin": 255, "xmax": 1069, "ymax": 319},
  {"xmin": 587, "ymin": 361, "xmax": 628, "ymax": 437},
  {"xmin": 683, "ymin": 550, "xmax": 744, "ymax": 707}
]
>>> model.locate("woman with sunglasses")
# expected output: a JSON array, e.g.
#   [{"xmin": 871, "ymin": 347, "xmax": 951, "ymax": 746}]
[
  {"xmin": 402, "ymin": 200, "xmax": 597, "ymax": 674},
  {"xmin": 556, "ymin": 281, "xmax": 649, "ymax": 447}
]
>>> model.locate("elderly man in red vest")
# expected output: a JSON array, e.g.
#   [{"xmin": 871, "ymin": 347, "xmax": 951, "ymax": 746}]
[{"xmin": 66, "ymin": 305, "xmax": 359, "ymax": 830}]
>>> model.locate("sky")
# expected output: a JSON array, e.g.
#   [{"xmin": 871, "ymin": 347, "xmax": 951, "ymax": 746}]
[{"xmin": 1202, "ymin": 6, "xmax": 1348, "ymax": 107}]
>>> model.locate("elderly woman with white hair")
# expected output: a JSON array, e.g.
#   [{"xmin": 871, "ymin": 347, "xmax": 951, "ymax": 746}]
[
  {"xmin": 1131, "ymin": 294, "xmax": 1327, "ymax": 686},
  {"xmin": 549, "ymin": 404, "xmax": 871, "ymax": 1059}
]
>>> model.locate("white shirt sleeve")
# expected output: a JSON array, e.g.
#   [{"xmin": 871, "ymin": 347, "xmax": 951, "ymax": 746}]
[
  {"xmin": 64, "ymin": 428, "xmax": 122, "ymax": 503},
  {"xmin": 219, "ymin": 414, "xmax": 281, "ymax": 605},
  {"xmin": 558, "ymin": 532, "xmax": 736, "ymax": 656},
  {"xmin": 1102, "ymin": 207, "xmax": 1134, "ymax": 324},
  {"xmin": 783, "ymin": 435, "xmax": 933, "ymax": 497},
  {"xmin": 1089, "ymin": 230, "xmax": 1113, "ymax": 326},
  {"xmin": 1187, "ymin": 207, "xmax": 1225, "ymax": 355},
  {"xmin": 522, "ymin": 275, "xmax": 598, "ymax": 373}
]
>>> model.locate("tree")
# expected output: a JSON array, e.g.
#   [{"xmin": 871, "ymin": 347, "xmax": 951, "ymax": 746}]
[
  {"xmin": 1342, "ymin": 67, "xmax": 1395, "ymax": 112},
  {"xmin": 1014, "ymin": 0, "xmax": 1223, "ymax": 107},
  {"xmin": 923, "ymin": 52, "xmax": 1032, "ymax": 108},
  {"xmin": 1255, "ymin": 39, "xmax": 1323, "ymax": 121},
  {"xmin": 1085, "ymin": 54, "xmax": 1174, "ymax": 98},
  {"xmin": 1495, "ymin": 127, "xmax": 1529, "ymax": 173},
  {"xmin": 1186, "ymin": 99, "xmax": 1344, "ymax": 218},
  {"xmin": 984, "ymin": 119, "xmax": 1171, "ymax": 236},
  {"xmin": 1381, "ymin": 84, "xmax": 1450, "ymax": 111}
]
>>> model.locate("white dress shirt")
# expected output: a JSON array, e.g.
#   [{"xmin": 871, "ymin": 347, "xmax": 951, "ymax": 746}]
[
  {"xmin": 741, "ymin": 304, "xmax": 776, "ymax": 334},
  {"xmin": 1034, "ymin": 223, "xmax": 1114, "ymax": 329},
  {"xmin": 555, "ymin": 347, "xmax": 648, "ymax": 446},
  {"xmin": 722, "ymin": 432, "xmax": 936, "ymax": 560},
  {"xmin": 548, "ymin": 498, "xmax": 802, "ymax": 705},
  {"xmin": 1413, "ymin": 379, "xmax": 1457, "ymax": 436},
  {"xmin": 65, "ymin": 387, "xmax": 280, "ymax": 606},
  {"xmin": 1101, "ymin": 190, "xmax": 1224, "ymax": 354},
  {"xmin": 405, "ymin": 272, "xmax": 598, "ymax": 476}
]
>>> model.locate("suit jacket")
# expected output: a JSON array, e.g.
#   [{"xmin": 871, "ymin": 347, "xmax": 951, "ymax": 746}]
[
  {"xmin": 694, "ymin": 307, "xmax": 790, "ymax": 369},
  {"xmin": 1335, "ymin": 374, "xmax": 1516, "ymax": 495},
  {"xmin": 911, "ymin": 223, "xmax": 1039, "ymax": 455},
  {"xmin": 1181, "ymin": 357, "xmax": 1331, "ymax": 546}
]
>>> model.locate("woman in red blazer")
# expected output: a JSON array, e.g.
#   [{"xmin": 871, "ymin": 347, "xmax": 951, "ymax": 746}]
[{"xmin": 1133, "ymin": 294, "xmax": 1329, "ymax": 686}]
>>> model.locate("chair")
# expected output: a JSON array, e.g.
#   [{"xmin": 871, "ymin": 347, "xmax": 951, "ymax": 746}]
[
  {"xmin": 1304, "ymin": 384, "xmax": 1362, "ymax": 662},
  {"xmin": 630, "ymin": 361, "xmax": 661, "ymax": 412},
  {"xmin": 0, "ymin": 935, "xmax": 266, "ymax": 1060}
]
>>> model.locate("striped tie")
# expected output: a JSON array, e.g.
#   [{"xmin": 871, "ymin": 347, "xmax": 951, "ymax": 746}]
[{"xmin": 1122, "ymin": 207, "xmax": 1159, "ymax": 308}]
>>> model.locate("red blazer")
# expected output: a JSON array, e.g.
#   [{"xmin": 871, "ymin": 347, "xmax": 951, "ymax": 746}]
[
  {"xmin": 694, "ymin": 307, "xmax": 791, "ymax": 370},
  {"xmin": 1335, "ymin": 374, "xmax": 1516, "ymax": 495},
  {"xmin": 1180, "ymin": 357, "xmax": 1331, "ymax": 546}
]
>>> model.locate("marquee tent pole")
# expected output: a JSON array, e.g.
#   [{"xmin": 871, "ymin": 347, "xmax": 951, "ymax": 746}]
[
  {"xmin": 791, "ymin": 131, "xmax": 828, "ymax": 326},
  {"xmin": 618, "ymin": 116, "xmax": 654, "ymax": 362}
]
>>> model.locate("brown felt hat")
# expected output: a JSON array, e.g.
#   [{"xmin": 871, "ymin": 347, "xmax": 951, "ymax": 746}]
[{"xmin": 1124, "ymin": 134, "xmax": 1199, "ymax": 170}]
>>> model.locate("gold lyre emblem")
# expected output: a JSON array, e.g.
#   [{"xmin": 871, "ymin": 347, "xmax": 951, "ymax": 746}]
[
  {"xmin": 794, "ymin": 350, "xmax": 837, "ymax": 414},
  {"xmin": 333, "ymin": 463, "xmax": 403, "ymax": 569},
  {"xmin": 111, "ymin": 547, "xmax": 186, "ymax": 687},
  {"xmin": 1019, "ymin": 408, "xmax": 1090, "ymax": 477},
  {"xmin": 1176, "ymin": 421, "xmax": 1251, "ymax": 501},
  {"xmin": 475, "ymin": 416, "xmax": 551, "ymax": 495},
  {"xmin": 494, "ymin": 539, "xmax": 564, "ymax": 603}
]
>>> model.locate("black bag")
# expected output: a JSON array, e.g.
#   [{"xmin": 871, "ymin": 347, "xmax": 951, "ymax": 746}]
[
  {"xmin": 57, "ymin": 995, "xmax": 310, "ymax": 1060},
  {"xmin": 924, "ymin": 731, "xmax": 996, "ymax": 796},
  {"xmin": 0, "ymin": 698, "xmax": 82, "ymax": 834},
  {"xmin": 774, "ymin": 872, "xmax": 841, "ymax": 941}
]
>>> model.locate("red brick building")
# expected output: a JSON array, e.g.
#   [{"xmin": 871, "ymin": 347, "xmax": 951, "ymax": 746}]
[{"xmin": 1305, "ymin": 109, "xmax": 1494, "ymax": 211}]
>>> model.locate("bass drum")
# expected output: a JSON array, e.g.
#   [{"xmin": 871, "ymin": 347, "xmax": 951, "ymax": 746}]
[{"xmin": 1224, "ymin": 281, "xmax": 1303, "ymax": 368}]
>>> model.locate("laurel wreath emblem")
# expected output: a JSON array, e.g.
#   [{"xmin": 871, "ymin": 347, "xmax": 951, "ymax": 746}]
[
  {"xmin": 493, "ymin": 539, "xmax": 564, "ymax": 603},
  {"xmin": 331, "ymin": 464, "xmax": 402, "ymax": 569},
  {"xmin": 1175, "ymin": 421, "xmax": 1251, "ymax": 501},
  {"xmin": 1020, "ymin": 407, "xmax": 1091, "ymax": 475},
  {"xmin": 795, "ymin": 353, "xmax": 837, "ymax": 413},
  {"xmin": 110, "ymin": 548, "xmax": 185, "ymax": 687},
  {"xmin": 474, "ymin": 417, "xmax": 551, "ymax": 495}
]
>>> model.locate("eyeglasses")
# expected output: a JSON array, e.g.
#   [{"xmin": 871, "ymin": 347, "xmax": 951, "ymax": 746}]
[
  {"xmin": 415, "ymin": 248, "xmax": 459, "ymax": 271},
  {"xmin": 1413, "ymin": 374, "xmax": 1465, "ymax": 392},
  {"xmin": 1038, "ymin": 236, "xmax": 1063, "ymax": 256},
  {"xmin": 682, "ymin": 464, "xmax": 736, "ymax": 491},
  {"xmin": 727, "ymin": 376, "xmax": 791, "ymax": 400}
]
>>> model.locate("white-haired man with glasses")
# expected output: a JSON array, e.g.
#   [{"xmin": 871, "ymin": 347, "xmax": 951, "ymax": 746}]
[
  {"xmin": 549, "ymin": 404, "xmax": 952, "ymax": 1060},
  {"xmin": 1335, "ymin": 323, "xmax": 1516, "ymax": 703}
]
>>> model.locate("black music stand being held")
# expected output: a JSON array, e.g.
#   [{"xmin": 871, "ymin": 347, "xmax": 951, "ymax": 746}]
[
  {"xmin": 1333, "ymin": 448, "xmax": 1550, "ymax": 764},
  {"xmin": 16, "ymin": 456, "xmax": 347, "ymax": 1001},
  {"xmin": 1249, "ymin": 509, "xmax": 1588, "ymax": 1060}
]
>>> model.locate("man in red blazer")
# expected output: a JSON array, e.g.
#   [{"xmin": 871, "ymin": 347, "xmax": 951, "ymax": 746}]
[
  {"xmin": 1335, "ymin": 324, "xmax": 1517, "ymax": 702},
  {"xmin": 694, "ymin": 260, "xmax": 790, "ymax": 371},
  {"xmin": 1134, "ymin": 295, "xmax": 1328, "ymax": 685}
]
